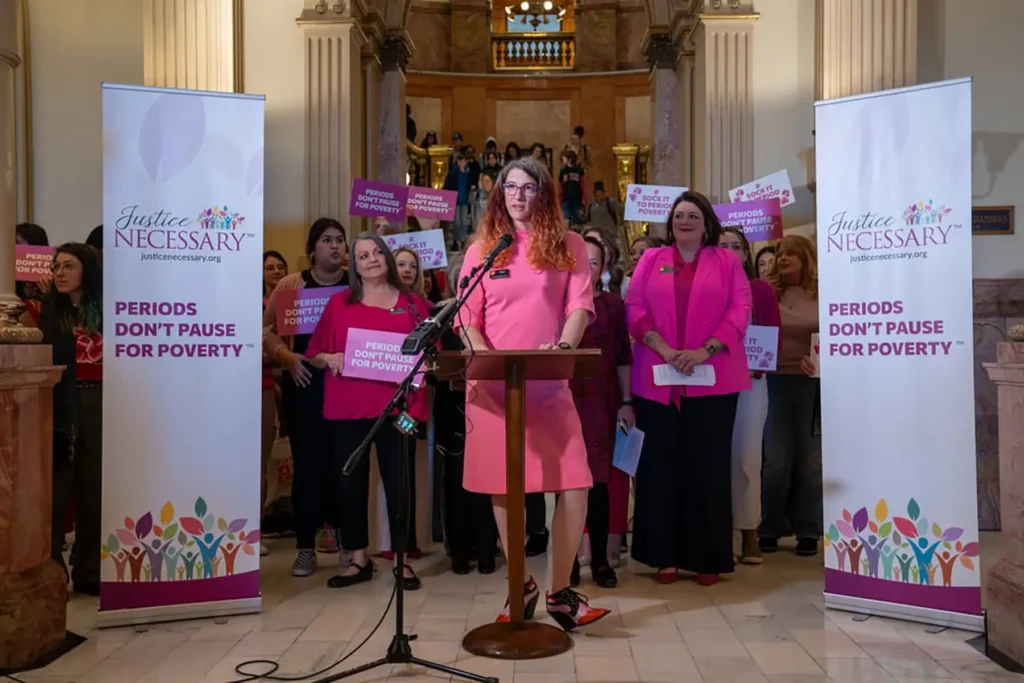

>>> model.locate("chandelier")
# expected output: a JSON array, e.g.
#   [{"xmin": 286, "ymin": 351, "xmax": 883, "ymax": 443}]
[{"xmin": 504, "ymin": 1, "xmax": 568, "ymax": 30}]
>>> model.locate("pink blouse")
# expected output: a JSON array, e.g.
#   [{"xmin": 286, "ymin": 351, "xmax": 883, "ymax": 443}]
[{"xmin": 306, "ymin": 291, "xmax": 432, "ymax": 421}]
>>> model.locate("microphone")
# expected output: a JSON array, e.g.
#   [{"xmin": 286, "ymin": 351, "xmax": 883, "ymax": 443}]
[
  {"xmin": 459, "ymin": 233, "xmax": 514, "ymax": 291},
  {"xmin": 401, "ymin": 297, "xmax": 458, "ymax": 355}
]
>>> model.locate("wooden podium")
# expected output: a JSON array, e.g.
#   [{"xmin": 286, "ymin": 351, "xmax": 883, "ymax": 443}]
[{"xmin": 437, "ymin": 348, "xmax": 600, "ymax": 660}]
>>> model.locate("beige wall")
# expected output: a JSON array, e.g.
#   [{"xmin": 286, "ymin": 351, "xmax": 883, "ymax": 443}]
[
  {"xmin": 243, "ymin": 0, "xmax": 306, "ymax": 264},
  {"xmin": 751, "ymin": 0, "xmax": 816, "ymax": 229},
  {"xmin": 925, "ymin": 0, "xmax": 1024, "ymax": 278},
  {"xmin": 29, "ymin": 0, "xmax": 143, "ymax": 245}
]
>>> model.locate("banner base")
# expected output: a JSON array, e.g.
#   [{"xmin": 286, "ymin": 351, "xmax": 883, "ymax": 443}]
[
  {"xmin": 96, "ymin": 596, "xmax": 261, "ymax": 629},
  {"xmin": 824, "ymin": 592, "xmax": 984, "ymax": 633}
]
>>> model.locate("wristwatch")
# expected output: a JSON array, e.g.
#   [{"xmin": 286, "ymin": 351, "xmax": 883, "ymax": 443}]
[
  {"xmin": 557, "ymin": 342, "xmax": 572, "ymax": 350},
  {"xmin": 621, "ymin": 398, "xmax": 633, "ymax": 406},
  {"xmin": 704, "ymin": 342, "xmax": 719, "ymax": 357}
]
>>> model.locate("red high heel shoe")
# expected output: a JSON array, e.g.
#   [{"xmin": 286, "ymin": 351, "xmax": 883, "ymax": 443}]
[
  {"xmin": 545, "ymin": 588, "xmax": 611, "ymax": 631},
  {"xmin": 496, "ymin": 576, "xmax": 540, "ymax": 623}
]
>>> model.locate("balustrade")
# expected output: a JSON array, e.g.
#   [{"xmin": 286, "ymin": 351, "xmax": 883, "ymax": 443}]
[{"xmin": 491, "ymin": 33, "xmax": 575, "ymax": 71}]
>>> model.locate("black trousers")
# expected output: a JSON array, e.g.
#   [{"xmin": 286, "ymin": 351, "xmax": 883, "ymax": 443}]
[
  {"xmin": 71, "ymin": 384, "xmax": 102, "ymax": 588},
  {"xmin": 526, "ymin": 493, "xmax": 547, "ymax": 536},
  {"xmin": 631, "ymin": 393, "xmax": 738, "ymax": 575},
  {"xmin": 333, "ymin": 418, "xmax": 417, "ymax": 553},
  {"xmin": 443, "ymin": 453, "xmax": 497, "ymax": 560},
  {"xmin": 52, "ymin": 433, "xmax": 73, "ymax": 575},
  {"xmin": 586, "ymin": 483, "xmax": 611, "ymax": 568},
  {"xmin": 282, "ymin": 371, "xmax": 336, "ymax": 549}
]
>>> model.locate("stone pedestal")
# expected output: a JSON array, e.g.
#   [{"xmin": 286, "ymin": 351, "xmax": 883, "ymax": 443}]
[
  {"xmin": 982, "ymin": 342, "xmax": 1024, "ymax": 669},
  {"xmin": 0, "ymin": 345, "xmax": 66, "ymax": 669}
]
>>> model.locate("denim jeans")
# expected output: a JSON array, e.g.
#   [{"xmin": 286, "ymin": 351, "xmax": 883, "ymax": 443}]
[
  {"xmin": 561, "ymin": 200, "xmax": 583, "ymax": 226},
  {"xmin": 759, "ymin": 373, "xmax": 822, "ymax": 540}
]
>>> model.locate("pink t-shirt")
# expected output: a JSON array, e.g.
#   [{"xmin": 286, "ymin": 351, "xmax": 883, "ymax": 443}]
[{"xmin": 306, "ymin": 291, "xmax": 432, "ymax": 421}]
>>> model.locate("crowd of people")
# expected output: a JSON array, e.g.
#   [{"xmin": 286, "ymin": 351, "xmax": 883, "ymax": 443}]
[{"xmin": 15, "ymin": 154, "xmax": 821, "ymax": 633}]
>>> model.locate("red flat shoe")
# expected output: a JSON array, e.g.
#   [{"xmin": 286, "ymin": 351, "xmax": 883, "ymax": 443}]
[
  {"xmin": 696, "ymin": 573, "xmax": 720, "ymax": 587},
  {"xmin": 656, "ymin": 568, "xmax": 679, "ymax": 584}
]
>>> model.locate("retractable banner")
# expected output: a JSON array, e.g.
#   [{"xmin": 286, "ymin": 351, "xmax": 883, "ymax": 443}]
[
  {"xmin": 100, "ymin": 84, "xmax": 265, "ymax": 625},
  {"xmin": 815, "ymin": 79, "xmax": 982, "ymax": 631}
]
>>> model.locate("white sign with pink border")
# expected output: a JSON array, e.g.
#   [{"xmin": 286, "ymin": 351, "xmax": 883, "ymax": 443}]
[{"xmin": 729, "ymin": 169, "xmax": 795, "ymax": 207}]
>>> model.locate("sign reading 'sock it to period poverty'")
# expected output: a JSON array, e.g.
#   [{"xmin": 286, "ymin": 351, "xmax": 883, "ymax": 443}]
[
  {"xmin": 713, "ymin": 198, "xmax": 784, "ymax": 243},
  {"xmin": 743, "ymin": 324, "xmax": 779, "ymax": 371},
  {"xmin": 275, "ymin": 286, "xmax": 348, "ymax": 336},
  {"xmin": 623, "ymin": 184, "xmax": 687, "ymax": 223},
  {"xmin": 383, "ymin": 229, "xmax": 448, "ymax": 269},
  {"xmin": 407, "ymin": 187, "xmax": 457, "ymax": 221},
  {"xmin": 343, "ymin": 328, "xmax": 424, "ymax": 386},
  {"xmin": 349, "ymin": 179, "xmax": 409, "ymax": 221},
  {"xmin": 729, "ymin": 169, "xmax": 795, "ymax": 207},
  {"xmin": 15, "ymin": 245, "xmax": 56, "ymax": 282}
]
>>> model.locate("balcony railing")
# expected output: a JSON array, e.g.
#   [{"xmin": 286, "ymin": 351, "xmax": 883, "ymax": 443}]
[{"xmin": 491, "ymin": 32, "xmax": 576, "ymax": 71}]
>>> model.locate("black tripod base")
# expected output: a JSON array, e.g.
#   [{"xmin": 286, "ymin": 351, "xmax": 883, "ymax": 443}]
[{"xmin": 315, "ymin": 634, "xmax": 499, "ymax": 683}]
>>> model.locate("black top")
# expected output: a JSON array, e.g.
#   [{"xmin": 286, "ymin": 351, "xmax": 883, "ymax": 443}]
[
  {"xmin": 429, "ymin": 303, "xmax": 466, "ymax": 440},
  {"xmin": 38, "ymin": 302, "xmax": 77, "ymax": 466},
  {"xmin": 559, "ymin": 165, "xmax": 585, "ymax": 204},
  {"xmin": 292, "ymin": 268, "xmax": 348, "ymax": 357}
]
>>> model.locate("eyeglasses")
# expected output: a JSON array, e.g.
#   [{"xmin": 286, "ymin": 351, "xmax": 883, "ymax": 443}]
[
  {"xmin": 502, "ymin": 182, "xmax": 539, "ymax": 197},
  {"xmin": 52, "ymin": 261, "xmax": 81, "ymax": 274}
]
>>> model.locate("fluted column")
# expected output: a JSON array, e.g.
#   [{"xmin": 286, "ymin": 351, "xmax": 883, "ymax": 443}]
[
  {"xmin": 815, "ymin": 0, "xmax": 917, "ymax": 101},
  {"xmin": 298, "ymin": 6, "xmax": 367, "ymax": 229},
  {"xmin": 691, "ymin": 6, "xmax": 757, "ymax": 202},
  {"xmin": 643, "ymin": 29, "xmax": 684, "ymax": 188},
  {"xmin": 0, "ymin": 0, "xmax": 19, "ymax": 303},
  {"xmin": 143, "ymin": 0, "xmax": 238, "ymax": 92},
  {"xmin": 377, "ymin": 31, "xmax": 412, "ymax": 187}
]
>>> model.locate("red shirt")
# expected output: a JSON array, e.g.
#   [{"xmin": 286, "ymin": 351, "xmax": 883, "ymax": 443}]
[
  {"xmin": 306, "ymin": 291, "xmax": 432, "ymax": 421},
  {"xmin": 74, "ymin": 328, "xmax": 103, "ymax": 382}
]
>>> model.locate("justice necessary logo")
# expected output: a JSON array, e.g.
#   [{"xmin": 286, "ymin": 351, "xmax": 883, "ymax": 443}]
[
  {"xmin": 113, "ymin": 204, "xmax": 255, "ymax": 253},
  {"xmin": 825, "ymin": 199, "xmax": 961, "ymax": 255}
]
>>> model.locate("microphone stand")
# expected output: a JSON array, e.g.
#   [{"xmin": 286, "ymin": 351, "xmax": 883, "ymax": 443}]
[{"xmin": 318, "ymin": 255, "xmax": 501, "ymax": 683}]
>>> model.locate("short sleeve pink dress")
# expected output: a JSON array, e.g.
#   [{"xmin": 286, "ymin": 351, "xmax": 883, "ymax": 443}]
[{"xmin": 456, "ymin": 229, "xmax": 596, "ymax": 495}]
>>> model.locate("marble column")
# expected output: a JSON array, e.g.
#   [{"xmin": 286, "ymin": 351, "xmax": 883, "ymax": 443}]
[
  {"xmin": 691, "ymin": 9, "xmax": 757, "ymax": 202},
  {"xmin": 982, "ymin": 342, "xmax": 1024, "ymax": 669},
  {"xmin": 0, "ymin": 346, "xmax": 66, "ymax": 668},
  {"xmin": 377, "ymin": 31, "xmax": 412, "ymax": 188},
  {"xmin": 298, "ymin": 7, "xmax": 366, "ymax": 229},
  {"xmin": 143, "ymin": 0, "xmax": 238, "ymax": 92},
  {"xmin": 643, "ymin": 30, "xmax": 684, "ymax": 188},
  {"xmin": 815, "ymin": 0, "xmax": 917, "ymax": 101}
]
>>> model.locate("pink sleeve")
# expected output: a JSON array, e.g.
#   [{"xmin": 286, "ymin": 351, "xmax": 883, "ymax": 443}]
[
  {"xmin": 453, "ymin": 243, "xmax": 484, "ymax": 332},
  {"xmin": 710, "ymin": 253, "xmax": 753, "ymax": 351},
  {"xmin": 565, "ymin": 233, "xmax": 596, "ymax": 323},
  {"xmin": 625, "ymin": 248, "xmax": 657, "ymax": 341},
  {"xmin": 305, "ymin": 294, "xmax": 341, "ymax": 358}
]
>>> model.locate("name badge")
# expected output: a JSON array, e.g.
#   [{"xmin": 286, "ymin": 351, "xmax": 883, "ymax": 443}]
[
  {"xmin": 489, "ymin": 269, "xmax": 511, "ymax": 280},
  {"xmin": 390, "ymin": 307, "xmax": 407, "ymax": 314},
  {"xmin": 659, "ymin": 264, "xmax": 675, "ymax": 274}
]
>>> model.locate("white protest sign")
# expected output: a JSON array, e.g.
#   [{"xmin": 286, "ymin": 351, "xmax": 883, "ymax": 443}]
[
  {"xmin": 383, "ymin": 229, "xmax": 448, "ymax": 269},
  {"xmin": 623, "ymin": 184, "xmax": 687, "ymax": 223},
  {"xmin": 729, "ymin": 169, "xmax": 795, "ymax": 207}
]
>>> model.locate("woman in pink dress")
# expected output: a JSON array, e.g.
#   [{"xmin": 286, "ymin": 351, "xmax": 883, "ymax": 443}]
[{"xmin": 457, "ymin": 157, "xmax": 611, "ymax": 631}]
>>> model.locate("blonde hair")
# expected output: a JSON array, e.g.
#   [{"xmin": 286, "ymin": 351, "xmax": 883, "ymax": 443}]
[
  {"xmin": 769, "ymin": 234, "xmax": 818, "ymax": 300},
  {"xmin": 393, "ymin": 247, "xmax": 425, "ymax": 297}
]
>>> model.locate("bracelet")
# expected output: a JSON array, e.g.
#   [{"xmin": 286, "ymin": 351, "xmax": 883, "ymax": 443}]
[{"xmin": 621, "ymin": 398, "xmax": 633, "ymax": 406}]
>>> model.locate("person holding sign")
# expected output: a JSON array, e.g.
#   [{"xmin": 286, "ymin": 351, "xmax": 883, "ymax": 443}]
[
  {"xmin": 304, "ymin": 233, "xmax": 432, "ymax": 591},
  {"xmin": 456, "ymin": 157, "xmax": 610, "ymax": 631},
  {"xmin": 568, "ymin": 236, "xmax": 634, "ymax": 589},
  {"xmin": 718, "ymin": 228, "xmax": 781, "ymax": 565},
  {"xmin": 625, "ymin": 190, "xmax": 752, "ymax": 586},
  {"xmin": 263, "ymin": 218, "xmax": 349, "ymax": 578},
  {"xmin": 759, "ymin": 234, "xmax": 822, "ymax": 558}
]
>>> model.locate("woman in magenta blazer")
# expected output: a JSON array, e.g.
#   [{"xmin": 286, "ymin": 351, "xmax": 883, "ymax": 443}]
[{"xmin": 625, "ymin": 190, "xmax": 752, "ymax": 586}]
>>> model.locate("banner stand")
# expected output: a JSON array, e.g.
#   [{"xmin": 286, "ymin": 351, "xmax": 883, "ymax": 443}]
[
  {"xmin": 100, "ymin": 83, "xmax": 265, "ymax": 627},
  {"xmin": 815, "ymin": 78, "xmax": 983, "ymax": 634}
]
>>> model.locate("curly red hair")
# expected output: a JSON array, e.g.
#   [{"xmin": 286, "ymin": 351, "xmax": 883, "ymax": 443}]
[{"xmin": 473, "ymin": 158, "xmax": 576, "ymax": 271}]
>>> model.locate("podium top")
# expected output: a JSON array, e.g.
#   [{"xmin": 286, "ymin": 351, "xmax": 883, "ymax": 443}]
[{"xmin": 436, "ymin": 349, "xmax": 600, "ymax": 381}]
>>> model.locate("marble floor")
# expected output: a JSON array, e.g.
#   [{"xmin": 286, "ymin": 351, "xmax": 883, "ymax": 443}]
[{"xmin": 14, "ymin": 533, "xmax": 1024, "ymax": 683}]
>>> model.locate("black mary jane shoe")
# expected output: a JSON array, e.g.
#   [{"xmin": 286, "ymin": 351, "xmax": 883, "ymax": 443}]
[
  {"xmin": 592, "ymin": 563, "xmax": 619, "ymax": 589},
  {"xmin": 451, "ymin": 555, "xmax": 472, "ymax": 575},
  {"xmin": 395, "ymin": 564, "xmax": 421, "ymax": 591},
  {"xmin": 327, "ymin": 561, "xmax": 373, "ymax": 589}
]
